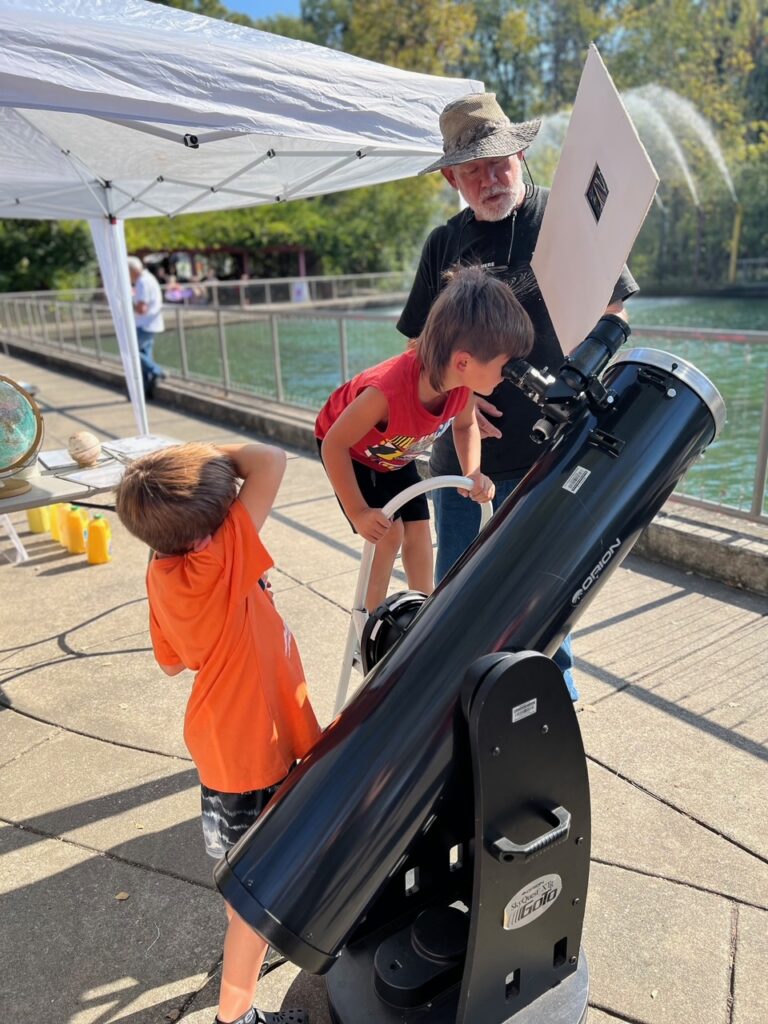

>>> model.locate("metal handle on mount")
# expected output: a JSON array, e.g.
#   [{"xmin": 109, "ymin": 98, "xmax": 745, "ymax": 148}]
[
  {"xmin": 333, "ymin": 475, "xmax": 494, "ymax": 716},
  {"xmin": 491, "ymin": 805, "xmax": 571, "ymax": 862}
]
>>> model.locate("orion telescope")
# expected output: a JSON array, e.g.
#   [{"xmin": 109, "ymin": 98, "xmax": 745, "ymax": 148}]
[{"xmin": 216, "ymin": 317, "xmax": 725, "ymax": 1024}]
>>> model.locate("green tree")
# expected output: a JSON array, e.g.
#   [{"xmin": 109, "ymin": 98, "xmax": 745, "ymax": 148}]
[
  {"xmin": 125, "ymin": 177, "xmax": 444, "ymax": 276},
  {"xmin": 345, "ymin": 0, "xmax": 476, "ymax": 74},
  {"xmin": 461, "ymin": 0, "xmax": 540, "ymax": 119},
  {"xmin": 609, "ymin": 0, "xmax": 767, "ymax": 283},
  {"xmin": 247, "ymin": 14, "xmax": 318, "ymax": 42},
  {"xmin": 0, "ymin": 221, "xmax": 93, "ymax": 292},
  {"xmin": 301, "ymin": 0, "xmax": 351, "ymax": 47},
  {"xmin": 526, "ymin": 0, "xmax": 622, "ymax": 110}
]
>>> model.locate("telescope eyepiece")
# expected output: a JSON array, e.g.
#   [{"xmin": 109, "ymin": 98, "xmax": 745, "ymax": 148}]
[
  {"xmin": 502, "ymin": 358, "xmax": 555, "ymax": 404},
  {"xmin": 562, "ymin": 314, "xmax": 631, "ymax": 389}
]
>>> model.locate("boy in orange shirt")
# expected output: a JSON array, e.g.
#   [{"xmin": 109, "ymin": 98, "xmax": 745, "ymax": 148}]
[{"xmin": 117, "ymin": 441, "xmax": 320, "ymax": 1024}]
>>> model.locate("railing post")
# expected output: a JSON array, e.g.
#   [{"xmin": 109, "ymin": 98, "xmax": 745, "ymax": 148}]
[
  {"xmin": 28, "ymin": 299, "xmax": 39, "ymax": 342},
  {"xmin": 217, "ymin": 309, "xmax": 231, "ymax": 393},
  {"xmin": 71, "ymin": 303, "xmax": 82, "ymax": 350},
  {"xmin": 11, "ymin": 300, "xmax": 22, "ymax": 338},
  {"xmin": 54, "ymin": 302, "xmax": 64, "ymax": 347},
  {"xmin": 38, "ymin": 301, "xmax": 50, "ymax": 345},
  {"xmin": 339, "ymin": 318, "xmax": 349, "ymax": 383},
  {"xmin": 91, "ymin": 305, "xmax": 101, "ymax": 357},
  {"xmin": 751, "ymin": 367, "xmax": 768, "ymax": 517},
  {"xmin": 266, "ymin": 281, "xmax": 272, "ymax": 304},
  {"xmin": 270, "ymin": 314, "xmax": 284, "ymax": 402},
  {"xmin": 176, "ymin": 307, "xmax": 189, "ymax": 381},
  {"xmin": 33, "ymin": 299, "xmax": 44, "ymax": 342}
]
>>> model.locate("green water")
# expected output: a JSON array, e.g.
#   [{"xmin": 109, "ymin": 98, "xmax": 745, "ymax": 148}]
[
  {"xmin": 625, "ymin": 297, "xmax": 768, "ymax": 514},
  {"xmin": 113, "ymin": 295, "xmax": 768, "ymax": 515},
  {"xmin": 626, "ymin": 295, "xmax": 768, "ymax": 331}
]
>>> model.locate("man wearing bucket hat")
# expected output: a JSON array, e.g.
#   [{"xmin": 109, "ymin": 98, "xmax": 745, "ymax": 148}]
[{"xmin": 397, "ymin": 93, "xmax": 639, "ymax": 699}]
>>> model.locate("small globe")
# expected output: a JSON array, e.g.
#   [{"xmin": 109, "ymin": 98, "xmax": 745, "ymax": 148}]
[{"xmin": 0, "ymin": 376, "xmax": 44, "ymax": 497}]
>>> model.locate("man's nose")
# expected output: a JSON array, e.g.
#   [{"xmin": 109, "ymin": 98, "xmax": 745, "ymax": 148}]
[{"xmin": 482, "ymin": 163, "xmax": 506, "ymax": 187}]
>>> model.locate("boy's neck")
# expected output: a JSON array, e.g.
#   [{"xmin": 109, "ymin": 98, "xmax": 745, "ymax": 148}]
[
  {"xmin": 418, "ymin": 366, "xmax": 466, "ymax": 406},
  {"xmin": 155, "ymin": 535, "xmax": 212, "ymax": 559},
  {"xmin": 417, "ymin": 368, "xmax": 448, "ymax": 409}
]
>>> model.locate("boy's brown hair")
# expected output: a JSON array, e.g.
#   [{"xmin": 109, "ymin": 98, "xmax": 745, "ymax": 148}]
[
  {"xmin": 116, "ymin": 442, "xmax": 237, "ymax": 555},
  {"xmin": 416, "ymin": 264, "xmax": 534, "ymax": 390}
]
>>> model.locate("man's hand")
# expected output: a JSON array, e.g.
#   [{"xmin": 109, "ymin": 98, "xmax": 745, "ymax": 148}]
[
  {"xmin": 475, "ymin": 396, "xmax": 503, "ymax": 439},
  {"xmin": 458, "ymin": 471, "xmax": 495, "ymax": 504},
  {"xmin": 350, "ymin": 507, "xmax": 392, "ymax": 544}
]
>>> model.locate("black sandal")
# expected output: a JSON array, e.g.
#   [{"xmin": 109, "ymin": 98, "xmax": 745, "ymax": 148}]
[
  {"xmin": 256, "ymin": 1011, "xmax": 309, "ymax": 1024},
  {"xmin": 216, "ymin": 1006, "xmax": 308, "ymax": 1024}
]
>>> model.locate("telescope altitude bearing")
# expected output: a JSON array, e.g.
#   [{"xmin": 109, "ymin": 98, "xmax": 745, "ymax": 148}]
[{"xmin": 360, "ymin": 591, "xmax": 427, "ymax": 675}]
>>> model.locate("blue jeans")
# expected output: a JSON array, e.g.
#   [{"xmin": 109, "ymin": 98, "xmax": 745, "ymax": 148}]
[
  {"xmin": 432, "ymin": 474, "xmax": 578, "ymax": 700},
  {"xmin": 136, "ymin": 327, "xmax": 164, "ymax": 388}
]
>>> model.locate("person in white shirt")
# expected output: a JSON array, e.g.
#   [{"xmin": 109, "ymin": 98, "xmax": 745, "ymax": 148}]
[{"xmin": 128, "ymin": 255, "xmax": 166, "ymax": 399}]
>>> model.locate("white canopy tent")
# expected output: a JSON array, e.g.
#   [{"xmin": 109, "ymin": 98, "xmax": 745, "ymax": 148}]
[{"xmin": 0, "ymin": 0, "xmax": 482, "ymax": 432}]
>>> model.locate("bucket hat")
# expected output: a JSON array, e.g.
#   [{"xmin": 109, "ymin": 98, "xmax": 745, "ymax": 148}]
[{"xmin": 420, "ymin": 93, "xmax": 540, "ymax": 175}]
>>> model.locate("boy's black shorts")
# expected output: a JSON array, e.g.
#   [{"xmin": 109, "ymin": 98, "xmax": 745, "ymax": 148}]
[
  {"xmin": 201, "ymin": 779, "xmax": 284, "ymax": 859},
  {"xmin": 317, "ymin": 438, "xmax": 429, "ymax": 527}
]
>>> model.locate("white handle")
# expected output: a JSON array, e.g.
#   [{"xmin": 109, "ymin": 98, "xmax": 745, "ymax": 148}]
[{"xmin": 333, "ymin": 475, "xmax": 494, "ymax": 716}]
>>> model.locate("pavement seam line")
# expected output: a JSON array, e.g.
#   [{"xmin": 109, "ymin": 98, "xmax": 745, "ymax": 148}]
[
  {"xmin": 0, "ymin": 815, "xmax": 217, "ymax": 892},
  {"xmin": 167, "ymin": 955, "xmax": 224, "ymax": 1022},
  {"xmin": 0, "ymin": 702, "xmax": 194, "ymax": 763},
  {"xmin": 727, "ymin": 903, "xmax": 739, "ymax": 1024},
  {"xmin": 590, "ymin": 856, "xmax": 767, "ymax": 912},
  {"xmin": 0, "ymin": 725, "xmax": 63, "ymax": 772},
  {"xmin": 587, "ymin": 753, "xmax": 768, "ymax": 865}
]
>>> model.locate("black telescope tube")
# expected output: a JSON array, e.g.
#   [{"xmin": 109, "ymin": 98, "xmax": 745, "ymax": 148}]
[{"xmin": 215, "ymin": 350, "xmax": 724, "ymax": 974}]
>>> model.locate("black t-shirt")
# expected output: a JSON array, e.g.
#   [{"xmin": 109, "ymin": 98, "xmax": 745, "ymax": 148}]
[{"xmin": 397, "ymin": 187, "xmax": 639, "ymax": 480}]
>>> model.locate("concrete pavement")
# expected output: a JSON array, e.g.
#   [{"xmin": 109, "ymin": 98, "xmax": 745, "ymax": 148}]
[{"xmin": 1, "ymin": 352, "xmax": 766, "ymax": 1024}]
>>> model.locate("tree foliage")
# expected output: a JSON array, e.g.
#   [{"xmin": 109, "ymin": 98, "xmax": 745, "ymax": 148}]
[
  {"xmin": 2, "ymin": 0, "xmax": 766, "ymax": 290},
  {"xmin": 0, "ymin": 221, "xmax": 93, "ymax": 292}
]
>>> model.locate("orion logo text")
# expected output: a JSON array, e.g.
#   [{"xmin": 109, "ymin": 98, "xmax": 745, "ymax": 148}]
[{"xmin": 571, "ymin": 538, "xmax": 622, "ymax": 605}]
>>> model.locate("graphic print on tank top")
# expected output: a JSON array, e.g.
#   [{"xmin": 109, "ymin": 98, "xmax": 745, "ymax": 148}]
[{"xmin": 364, "ymin": 421, "xmax": 453, "ymax": 470}]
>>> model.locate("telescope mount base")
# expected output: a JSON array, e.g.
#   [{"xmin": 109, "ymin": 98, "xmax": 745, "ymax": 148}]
[
  {"xmin": 326, "ymin": 944, "xmax": 589, "ymax": 1024},
  {"xmin": 327, "ymin": 651, "xmax": 591, "ymax": 1024}
]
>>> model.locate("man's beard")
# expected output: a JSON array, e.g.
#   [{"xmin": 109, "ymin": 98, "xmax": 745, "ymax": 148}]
[{"xmin": 473, "ymin": 188, "xmax": 517, "ymax": 223}]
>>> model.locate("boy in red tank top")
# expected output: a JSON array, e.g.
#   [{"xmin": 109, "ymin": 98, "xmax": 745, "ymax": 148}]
[{"xmin": 316, "ymin": 264, "xmax": 533, "ymax": 611}]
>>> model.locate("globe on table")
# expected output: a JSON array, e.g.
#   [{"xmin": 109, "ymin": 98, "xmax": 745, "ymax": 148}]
[{"xmin": 0, "ymin": 376, "xmax": 44, "ymax": 498}]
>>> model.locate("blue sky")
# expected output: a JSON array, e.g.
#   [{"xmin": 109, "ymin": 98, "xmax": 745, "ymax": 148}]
[{"xmin": 227, "ymin": 0, "xmax": 302, "ymax": 18}]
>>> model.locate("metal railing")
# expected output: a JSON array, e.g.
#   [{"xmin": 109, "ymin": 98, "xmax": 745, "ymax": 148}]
[
  {"xmin": 0, "ymin": 271, "xmax": 412, "ymax": 311},
  {"xmin": 1, "ymin": 287, "xmax": 766, "ymax": 521},
  {"xmin": 736, "ymin": 258, "xmax": 768, "ymax": 283}
]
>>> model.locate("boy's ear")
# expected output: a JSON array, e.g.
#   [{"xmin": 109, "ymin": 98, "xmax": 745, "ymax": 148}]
[{"xmin": 453, "ymin": 350, "xmax": 473, "ymax": 373}]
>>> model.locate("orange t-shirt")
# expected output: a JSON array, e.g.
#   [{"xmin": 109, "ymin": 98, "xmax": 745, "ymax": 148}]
[{"xmin": 147, "ymin": 498, "xmax": 321, "ymax": 792}]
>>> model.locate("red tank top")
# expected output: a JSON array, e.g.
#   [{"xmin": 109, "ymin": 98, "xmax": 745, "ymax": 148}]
[{"xmin": 315, "ymin": 350, "xmax": 470, "ymax": 472}]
